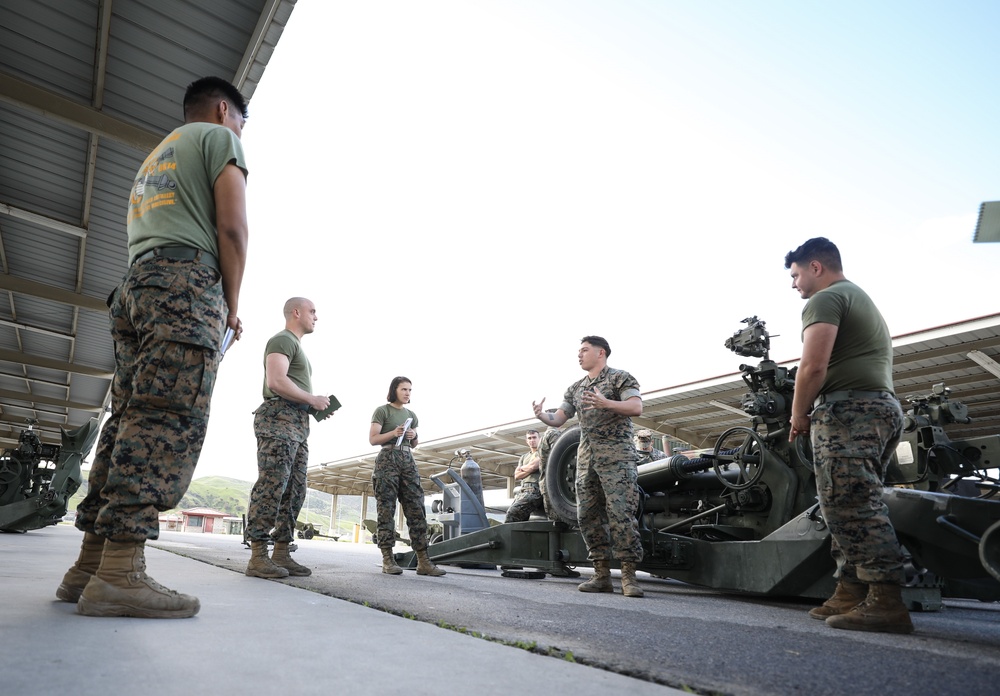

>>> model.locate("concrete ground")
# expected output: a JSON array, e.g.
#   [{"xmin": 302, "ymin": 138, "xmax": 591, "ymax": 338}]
[{"xmin": 2, "ymin": 524, "xmax": 683, "ymax": 696}]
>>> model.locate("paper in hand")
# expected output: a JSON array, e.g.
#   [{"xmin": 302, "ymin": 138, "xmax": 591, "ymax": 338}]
[
  {"xmin": 396, "ymin": 417, "xmax": 413, "ymax": 446},
  {"xmin": 220, "ymin": 327, "xmax": 235, "ymax": 357}
]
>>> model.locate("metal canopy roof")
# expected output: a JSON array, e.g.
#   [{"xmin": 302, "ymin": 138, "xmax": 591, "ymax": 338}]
[
  {"xmin": 308, "ymin": 313, "xmax": 1000, "ymax": 497},
  {"xmin": 974, "ymin": 201, "xmax": 1000, "ymax": 243},
  {"xmin": 0, "ymin": 0, "xmax": 297, "ymax": 448}
]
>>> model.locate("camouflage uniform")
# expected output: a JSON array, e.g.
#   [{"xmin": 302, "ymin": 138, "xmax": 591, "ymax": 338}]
[
  {"xmin": 811, "ymin": 397, "xmax": 905, "ymax": 584},
  {"xmin": 802, "ymin": 278, "xmax": 906, "ymax": 585},
  {"xmin": 537, "ymin": 426, "xmax": 562, "ymax": 521},
  {"xmin": 561, "ymin": 367, "xmax": 643, "ymax": 563},
  {"xmin": 635, "ymin": 430, "xmax": 667, "ymax": 466},
  {"xmin": 245, "ymin": 399, "xmax": 310, "ymax": 543},
  {"xmin": 372, "ymin": 447, "xmax": 429, "ymax": 551},
  {"xmin": 75, "ymin": 258, "xmax": 225, "ymax": 541},
  {"xmin": 504, "ymin": 449, "xmax": 544, "ymax": 523},
  {"xmin": 636, "ymin": 448, "xmax": 666, "ymax": 465}
]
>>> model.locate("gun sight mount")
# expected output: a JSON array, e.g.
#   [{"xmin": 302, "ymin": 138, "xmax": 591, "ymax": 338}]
[{"xmin": 725, "ymin": 316, "xmax": 773, "ymax": 360}]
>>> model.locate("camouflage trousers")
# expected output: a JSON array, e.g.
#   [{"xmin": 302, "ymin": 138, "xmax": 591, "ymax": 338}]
[
  {"xmin": 76, "ymin": 258, "xmax": 225, "ymax": 542},
  {"xmin": 811, "ymin": 397, "xmax": 905, "ymax": 584},
  {"xmin": 576, "ymin": 455, "xmax": 643, "ymax": 563},
  {"xmin": 372, "ymin": 448, "xmax": 428, "ymax": 551},
  {"xmin": 246, "ymin": 399, "xmax": 310, "ymax": 543},
  {"xmin": 504, "ymin": 483, "xmax": 544, "ymax": 523}
]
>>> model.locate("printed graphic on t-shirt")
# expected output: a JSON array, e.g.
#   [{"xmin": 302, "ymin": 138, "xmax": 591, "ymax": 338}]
[{"xmin": 129, "ymin": 135, "xmax": 181, "ymax": 223}]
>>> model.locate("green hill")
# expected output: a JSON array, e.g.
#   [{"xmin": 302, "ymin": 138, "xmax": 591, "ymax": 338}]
[{"xmin": 174, "ymin": 475, "xmax": 253, "ymax": 517}]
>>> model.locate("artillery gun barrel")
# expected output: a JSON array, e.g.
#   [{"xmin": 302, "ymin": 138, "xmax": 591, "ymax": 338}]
[{"xmin": 638, "ymin": 453, "xmax": 729, "ymax": 492}]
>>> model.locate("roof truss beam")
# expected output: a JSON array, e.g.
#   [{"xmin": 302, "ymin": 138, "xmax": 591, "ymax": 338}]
[
  {"xmin": 0, "ymin": 70, "xmax": 160, "ymax": 153},
  {"xmin": 0, "ymin": 388, "xmax": 101, "ymax": 413},
  {"xmin": 0, "ymin": 201, "xmax": 88, "ymax": 238},
  {"xmin": 0, "ymin": 274, "xmax": 107, "ymax": 313},
  {"xmin": 0, "ymin": 347, "xmax": 111, "ymax": 379},
  {"xmin": 0, "ymin": 415, "xmax": 73, "ymax": 432}
]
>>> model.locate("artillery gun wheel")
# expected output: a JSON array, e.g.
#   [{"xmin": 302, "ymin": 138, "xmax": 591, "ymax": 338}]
[
  {"xmin": 0, "ymin": 456, "xmax": 25, "ymax": 499},
  {"xmin": 712, "ymin": 427, "xmax": 766, "ymax": 491},
  {"xmin": 980, "ymin": 520, "xmax": 1000, "ymax": 583},
  {"xmin": 543, "ymin": 426, "xmax": 581, "ymax": 527}
]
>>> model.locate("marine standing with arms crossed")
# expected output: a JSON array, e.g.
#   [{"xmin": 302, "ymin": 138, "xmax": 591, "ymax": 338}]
[
  {"xmin": 785, "ymin": 237, "xmax": 912, "ymax": 634},
  {"xmin": 59, "ymin": 77, "xmax": 250, "ymax": 618},
  {"xmin": 634, "ymin": 429, "xmax": 666, "ymax": 465},
  {"xmin": 504, "ymin": 430, "xmax": 544, "ymax": 523},
  {"xmin": 370, "ymin": 376, "xmax": 446, "ymax": 577},
  {"xmin": 533, "ymin": 336, "xmax": 646, "ymax": 598}
]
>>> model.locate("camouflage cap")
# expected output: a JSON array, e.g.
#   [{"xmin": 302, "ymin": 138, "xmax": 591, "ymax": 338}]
[{"xmin": 635, "ymin": 429, "xmax": 653, "ymax": 440}]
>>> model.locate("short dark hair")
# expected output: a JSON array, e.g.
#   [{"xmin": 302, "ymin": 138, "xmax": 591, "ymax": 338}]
[
  {"xmin": 525, "ymin": 429, "xmax": 539, "ymax": 436},
  {"xmin": 386, "ymin": 376, "xmax": 411, "ymax": 403},
  {"xmin": 581, "ymin": 335, "xmax": 611, "ymax": 358},
  {"xmin": 183, "ymin": 76, "xmax": 249, "ymax": 121},
  {"xmin": 784, "ymin": 237, "xmax": 842, "ymax": 272}
]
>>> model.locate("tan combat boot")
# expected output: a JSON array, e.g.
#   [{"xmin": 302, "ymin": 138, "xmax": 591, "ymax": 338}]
[
  {"xmin": 245, "ymin": 540, "xmax": 290, "ymax": 579},
  {"xmin": 415, "ymin": 549, "xmax": 446, "ymax": 576},
  {"xmin": 56, "ymin": 531, "xmax": 105, "ymax": 603},
  {"xmin": 620, "ymin": 561, "xmax": 644, "ymax": 598},
  {"xmin": 76, "ymin": 541, "xmax": 200, "ymax": 618},
  {"xmin": 826, "ymin": 582, "xmax": 914, "ymax": 634},
  {"xmin": 272, "ymin": 541, "xmax": 311, "ymax": 576},
  {"xmin": 578, "ymin": 559, "xmax": 613, "ymax": 593},
  {"xmin": 381, "ymin": 548, "xmax": 403, "ymax": 575},
  {"xmin": 809, "ymin": 578, "xmax": 867, "ymax": 620}
]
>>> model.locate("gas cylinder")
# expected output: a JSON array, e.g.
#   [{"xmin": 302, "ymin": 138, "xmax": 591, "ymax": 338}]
[{"xmin": 460, "ymin": 450, "xmax": 485, "ymax": 507}]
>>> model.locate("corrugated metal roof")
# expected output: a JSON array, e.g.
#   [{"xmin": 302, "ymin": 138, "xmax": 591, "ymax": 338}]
[
  {"xmin": 974, "ymin": 201, "xmax": 1000, "ymax": 243},
  {"xmin": 0, "ymin": 0, "xmax": 297, "ymax": 447},
  {"xmin": 308, "ymin": 314, "xmax": 1000, "ymax": 497}
]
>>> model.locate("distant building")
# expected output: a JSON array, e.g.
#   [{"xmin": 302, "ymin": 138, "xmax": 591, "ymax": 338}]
[
  {"xmin": 180, "ymin": 507, "xmax": 229, "ymax": 534},
  {"xmin": 222, "ymin": 516, "xmax": 244, "ymax": 536},
  {"xmin": 158, "ymin": 513, "xmax": 182, "ymax": 532}
]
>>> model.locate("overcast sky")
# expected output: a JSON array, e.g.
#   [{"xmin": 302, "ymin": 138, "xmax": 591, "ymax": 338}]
[{"xmin": 188, "ymin": 0, "xmax": 999, "ymax": 483}]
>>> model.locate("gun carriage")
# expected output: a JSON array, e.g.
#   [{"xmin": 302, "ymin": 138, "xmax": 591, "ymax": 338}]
[{"xmin": 0, "ymin": 418, "xmax": 99, "ymax": 533}]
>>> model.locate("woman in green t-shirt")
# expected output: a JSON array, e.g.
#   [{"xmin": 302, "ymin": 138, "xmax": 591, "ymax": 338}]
[{"xmin": 368, "ymin": 376, "xmax": 446, "ymax": 577}]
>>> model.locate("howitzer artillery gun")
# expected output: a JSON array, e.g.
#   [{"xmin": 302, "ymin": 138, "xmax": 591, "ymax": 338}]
[
  {"xmin": 401, "ymin": 318, "xmax": 1000, "ymax": 606},
  {"xmin": 0, "ymin": 418, "xmax": 99, "ymax": 533},
  {"xmin": 893, "ymin": 382, "xmax": 1000, "ymax": 496}
]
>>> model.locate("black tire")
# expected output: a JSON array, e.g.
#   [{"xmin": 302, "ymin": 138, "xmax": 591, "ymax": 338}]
[{"xmin": 543, "ymin": 425, "xmax": 581, "ymax": 527}]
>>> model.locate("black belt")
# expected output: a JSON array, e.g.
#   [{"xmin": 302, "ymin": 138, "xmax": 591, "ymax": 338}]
[
  {"xmin": 266, "ymin": 396, "xmax": 310, "ymax": 412},
  {"xmin": 813, "ymin": 390, "xmax": 895, "ymax": 409},
  {"xmin": 133, "ymin": 246, "xmax": 219, "ymax": 273},
  {"xmin": 381, "ymin": 443, "xmax": 412, "ymax": 451}
]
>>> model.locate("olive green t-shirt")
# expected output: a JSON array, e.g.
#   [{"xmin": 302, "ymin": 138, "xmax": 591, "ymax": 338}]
[
  {"xmin": 371, "ymin": 404, "xmax": 419, "ymax": 435},
  {"xmin": 801, "ymin": 280, "xmax": 894, "ymax": 394},
  {"xmin": 261, "ymin": 330, "xmax": 312, "ymax": 399},
  {"xmin": 127, "ymin": 122, "xmax": 248, "ymax": 263}
]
